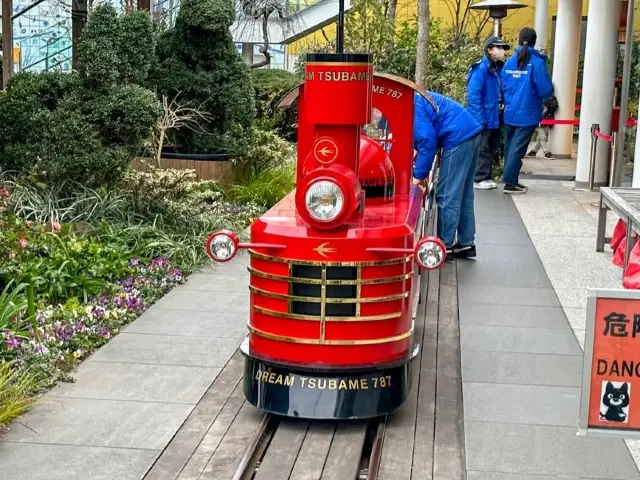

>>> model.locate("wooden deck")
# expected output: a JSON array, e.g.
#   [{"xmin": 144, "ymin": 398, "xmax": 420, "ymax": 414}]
[{"xmin": 142, "ymin": 265, "xmax": 466, "ymax": 480}]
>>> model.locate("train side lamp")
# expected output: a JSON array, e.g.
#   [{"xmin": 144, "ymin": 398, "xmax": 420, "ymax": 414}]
[
  {"xmin": 207, "ymin": 230, "xmax": 447, "ymax": 271},
  {"xmin": 470, "ymin": 0, "xmax": 527, "ymax": 37}
]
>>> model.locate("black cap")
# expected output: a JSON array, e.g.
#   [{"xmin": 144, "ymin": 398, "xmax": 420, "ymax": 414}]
[{"xmin": 484, "ymin": 36, "xmax": 511, "ymax": 50}]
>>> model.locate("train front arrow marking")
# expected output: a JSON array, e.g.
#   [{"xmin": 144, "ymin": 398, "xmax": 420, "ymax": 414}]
[
  {"xmin": 313, "ymin": 137, "xmax": 339, "ymax": 164},
  {"xmin": 314, "ymin": 242, "xmax": 336, "ymax": 258}
]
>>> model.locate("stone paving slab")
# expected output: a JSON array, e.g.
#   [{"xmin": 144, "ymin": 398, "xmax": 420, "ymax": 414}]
[
  {"xmin": 50, "ymin": 361, "xmax": 219, "ymax": 404},
  {"xmin": 456, "ymin": 249, "xmax": 550, "ymax": 288},
  {"xmin": 461, "ymin": 351, "xmax": 583, "ymax": 387},
  {"xmin": 3, "ymin": 397, "xmax": 193, "ymax": 450},
  {"xmin": 465, "ymin": 421, "xmax": 639, "ymax": 479},
  {"xmin": 461, "ymin": 325, "xmax": 581, "ymax": 355},
  {"xmin": 89, "ymin": 332, "xmax": 242, "ymax": 367},
  {"xmin": 0, "ymin": 443, "xmax": 159, "ymax": 480},
  {"xmin": 124, "ymin": 310, "xmax": 248, "ymax": 339},
  {"xmin": 463, "ymin": 382, "xmax": 581, "ymax": 427},
  {"xmin": 475, "ymin": 223, "xmax": 532, "ymax": 245},
  {"xmin": 458, "ymin": 284, "xmax": 561, "ymax": 307},
  {"xmin": 459, "ymin": 303, "xmax": 570, "ymax": 329},
  {"xmin": 468, "ymin": 473, "xmax": 613, "ymax": 480}
]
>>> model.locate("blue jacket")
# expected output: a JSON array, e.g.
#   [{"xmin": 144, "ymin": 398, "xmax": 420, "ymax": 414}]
[
  {"xmin": 467, "ymin": 55, "xmax": 503, "ymax": 130},
  {"xmin": 501, "ymin": 47, "xmax": 554, "ymax": 127},
  {"xmin": 413, "ymin": 91, "xmax": 482, "ymax": 180}
]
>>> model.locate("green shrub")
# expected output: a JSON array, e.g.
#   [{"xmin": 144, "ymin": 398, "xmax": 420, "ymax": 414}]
[
  {"xmin": 223, "ymin": 126, "xmax": 296, "ymax": 179},
  {"xmin": 250, "ymin": 68, "xmax": 300, "ymax": 141},
  {"xmin": 153, "ymin": 0, "xmax": 256, "ymax": 153},
  {"xmin": 228, "ymin": 166, "xmax": 295, "ymax": 208},
  {"xmin": 85, "ymin": 85, "xmax": 161, "ymax": 150},
  {"xmin": 0, "ymin": 6, "xmax": 160, "ymax": 190},
  {"xmin": 77, "ymin": 5, "xmax": 156, "ymax": 90}
]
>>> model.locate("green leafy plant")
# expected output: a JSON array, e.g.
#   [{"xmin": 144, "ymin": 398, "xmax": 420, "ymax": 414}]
[
  {"xmin": 228, "ymin": 166, "xmax": 295, "ymax": 208},
  {"xmin": 0, "ymin": 280, "xmax": 28, "ymax": 333},
  {"xmin": 0, "ymin": 362, "xmax": 42, "ymax": 429}
]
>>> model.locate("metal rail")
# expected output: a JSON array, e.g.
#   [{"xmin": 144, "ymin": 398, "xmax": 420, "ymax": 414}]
[
  {"xmin": 366, "ymin": 418, "xmax": 386, "ymax": 480},
  {"xmin": 231, "ymin": 414, "xmax": 277, "ymax": 480}
]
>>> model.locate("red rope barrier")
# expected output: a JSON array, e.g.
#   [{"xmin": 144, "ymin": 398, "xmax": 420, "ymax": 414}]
[
  {"xmin": 539, "ymin": 118, "xmax": 637, "ymax": 128},
  {"xmin": 594, "ymin": 129, "xmax": 613, "ymax": 142},
  {"xmin": 540, "ymin": 119, "xmax": 579, "ymax": 126}
]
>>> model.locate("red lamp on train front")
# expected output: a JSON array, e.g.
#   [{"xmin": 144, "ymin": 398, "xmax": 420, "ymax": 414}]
[{"xmin": 205, "ymin": 53, "xmax": 446, "ymax": 420}]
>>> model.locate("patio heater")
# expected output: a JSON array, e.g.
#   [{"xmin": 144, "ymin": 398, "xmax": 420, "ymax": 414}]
[{"xmin": 470, "ymin": 0, "xmax": 527, "ymax": 38}]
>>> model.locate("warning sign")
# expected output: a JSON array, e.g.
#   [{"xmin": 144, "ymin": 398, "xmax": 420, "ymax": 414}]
[
  {"xmin": 313, "ymin": 137, "xmax": 339, "ymax": 164},
  {"xmin": 580, "ymin": 288, "xmax": 640, "ymax": 437}
]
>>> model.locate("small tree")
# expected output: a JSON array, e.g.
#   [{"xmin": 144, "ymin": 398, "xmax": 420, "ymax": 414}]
[
  {"xmin": 153, "ymin": 0, "xmax": 256, "ymax": 153},
  {"xmin": 415, "ymin": 0, "xmax": 429, "ymax": 87}
]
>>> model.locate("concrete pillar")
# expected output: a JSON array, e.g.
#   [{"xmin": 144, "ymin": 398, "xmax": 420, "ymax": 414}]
[
  {"xmin": 633, "ymin": 114, "xmax": 640, "ymax": 186},
  {"xmin": 242, "ymin": 43, "xmax": 254, "ymax": 65},
  {"xmin": 575, "ymin": 0, "xmax": 622, "ymax": 189},
  {"xmin": 547, "ymin": 0, "xmax": 582, "ymax": 158},
  {"xmin": 534, "ymin": 0, "xmax": 549, "ymax": 51}
]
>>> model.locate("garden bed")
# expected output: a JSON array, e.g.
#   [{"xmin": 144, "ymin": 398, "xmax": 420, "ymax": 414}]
[{"xmin": 0, "ymin": 179, "xmax": 260, "ymax": 430}]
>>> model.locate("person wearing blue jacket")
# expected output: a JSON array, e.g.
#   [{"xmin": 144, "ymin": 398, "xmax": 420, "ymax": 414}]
[
  {"xmin": 413, "ymin": 91, "xmax": 483, "ymax": 260},
  {"xmin": 501, "ymin": 27, "xmax": 554, "ymax": 194},
  {"xmin": 466, "ymin": 36, "xmax": 510, "ymax": 190}
]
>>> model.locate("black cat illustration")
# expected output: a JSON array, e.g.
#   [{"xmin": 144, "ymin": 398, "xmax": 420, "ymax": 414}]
[{"xmin": 600, "ymin": 382, "xmax": 630, "ymax": 422}]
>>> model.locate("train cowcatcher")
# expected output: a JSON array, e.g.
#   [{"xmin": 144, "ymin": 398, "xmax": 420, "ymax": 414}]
[{"xmin": 204, "ymin": 52, "xmax": 446, "ymax": 420}]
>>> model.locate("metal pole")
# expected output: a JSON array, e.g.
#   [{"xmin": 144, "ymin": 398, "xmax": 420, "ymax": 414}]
[
  {"xmin": 610, "ymin": 132, "xmax": 618, "ymax": 187},
  {"xmin": 493, "ymin": 18, "xmax": 501, "ymax": 37},
  {"xmin": 2, "ymin": 0, "xmax": 13, "ymax": 89},
  {"xmin": 613, "ymin": 0, "xmax": 635, "ymax": 187},
  {"xmin": 589, "ymin": 123, "xmax": 600, "ymax": 191},
  {"xmin": 336, "ymin": 0, "xmax": 345, "ymax": 54}
]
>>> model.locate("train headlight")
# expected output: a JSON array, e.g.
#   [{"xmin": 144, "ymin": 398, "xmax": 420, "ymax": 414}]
[
  {"xmin": 205, "ymin": 230, "xmax": 239, "ymax": 263},
  {"xmin": 305, "ymin": 180, "xmax": 345, "ymax": 221},
  {"xmin": 415, "ymin": 237, "xmax": 446, "ymax": 270},
  {"xmin": 296, "ymin": 164, "xmax": 362, "ymax": 230}
]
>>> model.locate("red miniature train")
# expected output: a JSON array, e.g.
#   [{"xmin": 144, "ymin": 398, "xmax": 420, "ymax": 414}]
[{"xmin": 205, "ymin": 52, "xmax": 446, "ymax": 420}]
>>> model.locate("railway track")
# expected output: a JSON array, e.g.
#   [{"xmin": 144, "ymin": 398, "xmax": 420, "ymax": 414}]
[
  {"xmin": 144, "ymin": 264, "xmax": 465, "ymax": 480},
  {"xmin": 231, "ymin": 414, "xmax": 387, "ymax": 480}
]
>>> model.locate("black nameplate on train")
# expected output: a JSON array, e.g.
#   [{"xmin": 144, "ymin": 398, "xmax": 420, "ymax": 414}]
[{"xmin": 240, "ymin": 339, "xmax": 419, "ymax": 419}]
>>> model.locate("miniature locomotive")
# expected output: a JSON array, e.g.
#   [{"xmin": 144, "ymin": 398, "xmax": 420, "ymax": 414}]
[{"xmin": 204, "ymin": 52, "xmax": 446, "ymax": 420}]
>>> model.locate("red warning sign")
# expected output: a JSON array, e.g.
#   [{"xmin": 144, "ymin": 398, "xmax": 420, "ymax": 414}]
[
  {"xmin": 313, "ymin": 137, "xmax": 339, "ymax": 164},
  {"xmin": 580, "ymin": 288, "xmax": 640, "ymax": 437}
]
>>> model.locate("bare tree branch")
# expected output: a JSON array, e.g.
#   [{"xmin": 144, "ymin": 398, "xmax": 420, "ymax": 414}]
[{"xmin": 152, "ymin": 93, "xmax": 214, "ymax": 167}]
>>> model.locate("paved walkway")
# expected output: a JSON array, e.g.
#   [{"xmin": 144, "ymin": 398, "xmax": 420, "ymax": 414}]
[
  {"xmin": 462, "ymin": 188, "xmax": 640, "ymax": 479},
  {"xmin": 0, "ymin": 255, "xmax": 249, "ymax": 480}
]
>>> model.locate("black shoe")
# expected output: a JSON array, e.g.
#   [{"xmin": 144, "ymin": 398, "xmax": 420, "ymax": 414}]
[
  {"xmin": 445, "ymin": 247, "xmax": 455, "ymax": 262},
  {"xmin": 453, "ymin": 243, "xmax": 476, "ymax": 259},
  {"xmin": 503, "ymin": 184, "xmax": 527, "ymax": 194}
]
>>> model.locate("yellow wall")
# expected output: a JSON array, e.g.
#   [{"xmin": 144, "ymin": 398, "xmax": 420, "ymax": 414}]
[{"xmin": 288, "ymin": 0, "xmax": 639, "ymax": 56}]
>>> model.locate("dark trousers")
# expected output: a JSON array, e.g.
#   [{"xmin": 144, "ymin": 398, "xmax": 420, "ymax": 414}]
[
  {"xmin": 503, "ymin": 125, "xmax": 538, "ymax": 186},
  {"xmin": 474, "ymin": 128, "xmax": 501, "ymax": 183}
]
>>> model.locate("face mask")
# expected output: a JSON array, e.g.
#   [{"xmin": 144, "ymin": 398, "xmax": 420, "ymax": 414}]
[{"xmin": 492, "ymin": 49, "xmax": 506, "ymax": 61}]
